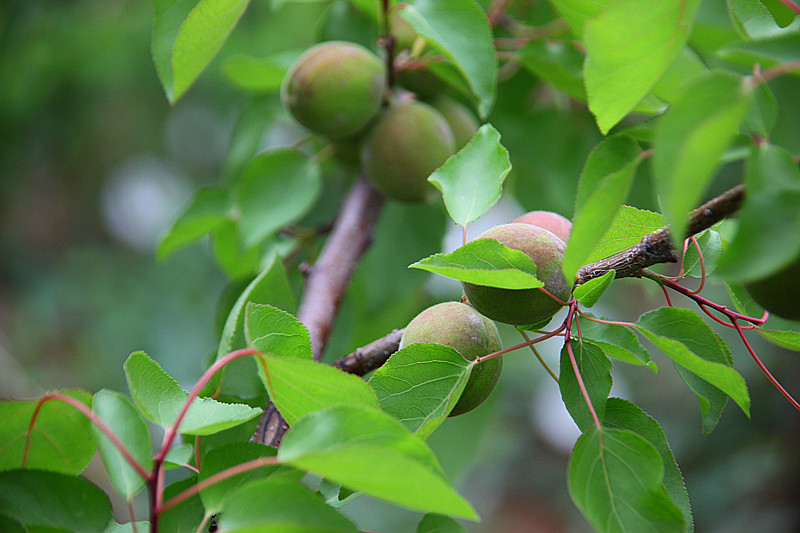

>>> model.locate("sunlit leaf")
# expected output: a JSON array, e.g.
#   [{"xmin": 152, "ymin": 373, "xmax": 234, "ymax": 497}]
[
  {"xmin": 124, "ymin": 351, "xmax": 262, "ymax": 435},
  {"xmin": 279, "ymin": 406, "xmax": 478, "ymax": 520},
  {"xmin": 369, "ymin": 344, "xmax": 472, "ymax": 439},
  {"xmin": 409, "ymin": 239, "xmax": 542, "ymax": 289},
  {"xmin": 245, "ymin": 303, "xmax": 312, "ymax": 360},
  {"xmin": 428, "ymin": 124, "xmax": 511, "ymax": 226},
  {"xmin": 400, "ymin": 0, "xmax": 497, "ymax": 117}
]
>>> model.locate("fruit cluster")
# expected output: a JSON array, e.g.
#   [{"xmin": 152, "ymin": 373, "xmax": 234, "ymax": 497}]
[
  {"xmin": 281, "ymin": 37, "xmax": 479, "ymax": 202},
  {"xmin": 400, "ymin": 211, "xmax": 574, "ymax": 415}
]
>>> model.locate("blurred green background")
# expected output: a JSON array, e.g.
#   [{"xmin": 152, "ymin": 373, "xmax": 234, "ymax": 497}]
[{"xmin": 1, "ymin": 1, "xmax": 799, "ymax": 531}]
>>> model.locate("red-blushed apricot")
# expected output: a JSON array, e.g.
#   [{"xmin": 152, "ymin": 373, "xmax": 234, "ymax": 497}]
[
  {"xmin": 360, "ymin": 100, "xmax": 456, "ymax": 202},
  {"xmin": 744, "ymin": 255, "xmax": 800, "ymax": 321},
  {"xmin": 462, "ymin": 223, "xmax": 573, "ymax": 326},
  {"xmin": 512, "ymin": 210, "xmax": 572, "ymax": 243},
  {"xmin": 281, "ymin": 41, "xmax": 386, "ymax": 140},
  {"xmin": 400, "ymin": 301, "xmax": 503, "ymax": 416},
  {"xmin": 431, "ymin": 96, "xmax": 480, "ymax": 150}
]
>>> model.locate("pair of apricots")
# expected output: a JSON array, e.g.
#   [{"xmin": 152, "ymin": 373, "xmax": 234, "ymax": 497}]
[{"xmin": 281, "ymin": 40, "xmax": 478, "ymax": 202}]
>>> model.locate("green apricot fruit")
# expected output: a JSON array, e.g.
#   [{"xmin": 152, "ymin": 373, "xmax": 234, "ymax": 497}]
[
  {"xmin": 463, "ymin": 223, "xmax": 573, "ymax": 326},
  {"xmin": 361, "ymin": 100, "xmax": 456, "ymax": 202},
  {"xmin": 400, "ymin": 301, "xmax": 503, "ymax": 416},
  {"xmin": 431, "ymin": 96, "xmax": 479, "ymax": 150},
  {"xmin": 281, "ymin": 41, "xmax": 387, "ymax": 140},
  {"xmin": 511, "ymin": 210, "xmax": 572, "ymax": 243},
  {"xmin": 389, "ymin": 6, "xmax": 418, "ymax": 52},
  {"xmin": 744, "ymin": 255, "xmax": 800, "ymax": 321}
]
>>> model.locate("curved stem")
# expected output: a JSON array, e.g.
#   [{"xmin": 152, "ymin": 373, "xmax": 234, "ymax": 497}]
[
  {"xmin": 475, "ymin": 322, "xmax": 567, "ymax": 363},
  {"xmin": 564, "ymin": 302, "xmax": 602, "ymax": 433},
  {"xmin": 731, "ymin": 319, "xmax": 800, "ymax": 413},
  {"xmin": 520, "ymin": 331, "xmax": 559, "ymax": 383}
]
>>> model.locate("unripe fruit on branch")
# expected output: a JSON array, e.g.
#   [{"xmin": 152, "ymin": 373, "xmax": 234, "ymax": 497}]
[
  {"xmin": 281, "ymin": 41, "xmax": 387, "ymax": 140},
  {"xmin": 430, "ymin": 96, "xmax": 479, "ymax": 150},
  {"xmin": 512, "ymin": 210, "xmax": 572, "ymax": 243},
  {"xmin": 389, "ymin": 6, "xmax": 418, "ymax": 52},
  {"xmin": 361, "ymin": 100, "xmax": 456, "ymax": 202},
  {"xmin": 744, "ymin": 255, "xmax": 800, "ymax": 321},
  {"xmin": 400, "ymin": 301, "xmax": 503, "ymax": 416},
  {"xmin": 463, "ymin": 224, "xmax": 573, "ymax": 326}
]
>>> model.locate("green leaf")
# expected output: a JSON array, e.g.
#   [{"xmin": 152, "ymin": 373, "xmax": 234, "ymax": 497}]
[
  {"xmin": 409, "ymin": 239, "xmax": 543, "ymax": 289},
  {"xmin": 575, "ymin": 134, "xmax": 643, "ymax": 212},
  {"xmin": 761, "ymin": 0, "xmax": 797, "ymax": 27},
  {"xmin": 218, "ymin": 254, "xmax": 296, "ymax": 358},
  {"xmin": 235, "ymin": 148, "xmax": 322, "ymax": 247},
  {"xmin": 161, "ymin": 476, "xmax": 204, "ymax": 533},
  {"xmin": 564, "ymin": 135, "xmax": 642, "ymax": 278},
  {"xmin": 603, "ymin": 398, "xmax": 693, "ymax": 531},
  {"xmin": 584, "ymin": 0, "xmax": 701, "ymax": 133},
  {"xmin": 218, "ymin": 478, "xmax": 359, "ymax": 532},
  {"xmin": 223, "ymin": 96, "xmax": 278, "ymax": 183},
  {"xmin": 568, "ymin": 427, "xmax": 685, "ymax": 533},
  {"xmin": 653, "ymin": 71, "xmax": 751, "ymax": 243},
  {"xmin": 164, "ymin": 443, "xmax": 194, "ymax": 469},
  {"xmin": 759, "ymin": 329, "xmax": 800, "ymax": 352},
  {"xmin": 578, "ymin": 317, "xmax": 656, "ymax": 370},
  {"xmin": 210, "ymin": 255, "xmax": 296, "ymax": 397},
  {"xmin": 0, "ymin": 470, "xmax": 112, "ymax": 533},
  {"xmin": 584, "ymin": 205, "xmax": 666, "ymax": 263},
  {"xmin": 518, "ymin": 40, "xmax": 586, "ymax": 100},
  {"xmin": 634, "ymin": 308, "xmax": 750, "ymax": 425},
  {"xmin": 245, "ymin": 303, "xmax": 312, "ymax": 360},
  {"xmin": 279, "ymin": 406, "xmax": 478, "ymax": 520},
  {"xmin": 550, "ymin": 0, "xmax": 614, "ymax": 37},
  {"xmin": 559, "ymin": 340, "xmax": 613, "ymax": 431},
  {"xmin": 574, "ymin": 270, "xmax": 615, "ymax": 307},
  {"xmin": 171, "ymin": 0, "xmax": 252, "ymax": 102},
  {"xmin": 152, "ymin": 0, "xmax": 196, "ymax": 101},
  {"xmin": 157, "ymin": 187, "xmax": 231, "ymax": 260},
  {"xmin": 104, "ymin": 521, "xmax": 151, "ymax": 533},
  {"xmin": 427, "ymin": 124, "xmax": 511, "ymax": 226},
  {"xmin": 417, "ymin": 513, "xmax": 466, "ymax": 533},
  {"xmin": 124, "ymin": 351, "xmax": 262, "ymax": 435},
  {"xmin": 717, "ymin": 33, "xmax": 800, "ymax": 69},
  {"xmin": 0, "ymin": 390, "xmax": 96, "ymax": 475},
  {"xmin": 199, "ymin": 442, "xmax": 285, "ymax": 512},
  {"xmin": 651, "ymin": 47, "xmax": 709, "ymax": 104},
  {"xmin": 223, "ymin": 54, "xmax": 290, "ymax": 93},
  {"xmin": 400, "ymin": 0, "xmax": 497, "ymax": 117},
  {"xmin": 92, "ymin": 390, "xmax": 152, "ymax": 498},
  {"xmin": 257, "ymin": 354, "xmax": 381, "ymax": 425},
  {"xmin": 683, "ymin": 229, "xmax": 722, "ymax": 278},
  {"xmin": 369, "ymin": 344, "xmax": 473, "ymax": 439},
  {"xmin": 716, "ymin": 144, "xmax": 800, "ymax": 282}
]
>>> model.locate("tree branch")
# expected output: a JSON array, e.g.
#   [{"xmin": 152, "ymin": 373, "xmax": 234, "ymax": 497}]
[
  {"xmin": 333, "ymin": 328, "xmax": 405, "ymax": 376},
  {"xmin": 251, "ymin": 175, "xmax": 384, "ymax": 446},
  {"xmin": 575, "ymin": 184, "xmax": 745, "ymax": 285}
]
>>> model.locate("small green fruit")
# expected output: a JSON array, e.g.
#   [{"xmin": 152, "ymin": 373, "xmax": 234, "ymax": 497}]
[
  {"xmin": 389, "ymin": 6, "xmax": 418, "ymax": 52},
  {"xmin": 511, "ymin": 210, "xmax": 572, "ymax": 243},
  {"xmin": 281, "ymin": 41, "xmax": 386, "ymax": 140},
  {"xmin": 361, "ymin": 100, "xmax": 456, "ymax": 202},
  {"xmin": 400, "ymin": 301, "xmax": 503, "ymax": 416},
  {"xmin": 431, "ymin": 96, "xmax": 479, "ymax": 150},
  {"xmin": 744, "ymin": 255, "xmax": 800, "ymax": 321},
  {"xmin": 463, "ymin": 223, "xmax": 573, "ymax": 326}
]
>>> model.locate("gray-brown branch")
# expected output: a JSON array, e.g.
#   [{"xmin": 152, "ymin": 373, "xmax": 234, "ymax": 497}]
[
  {"xmin": 329, "ymin": 184, "xmax": 748, "ymax": 377},
  {"xmin": 575, "ymin": 184, "xmax": 745, "ymax": 285},
  {"xmin": 251, "ymin": 176, "xmax": 384, "ymax": 446}
]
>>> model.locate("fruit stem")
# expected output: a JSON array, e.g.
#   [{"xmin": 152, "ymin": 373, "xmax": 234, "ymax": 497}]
[
  {"xmin": 731, "ymin": 318, "xmax": 800, "ymax": 414},
  {"xmin": 520, "ymin": 330, "xmax": 559, "ymax": 383},
  {"xmin": 565, "ymin": 302, "xmax": 603, "ymax": 433},
  {"xmin": 475, "ymin": 322, "xmax": 567, "ymax": 363}
]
